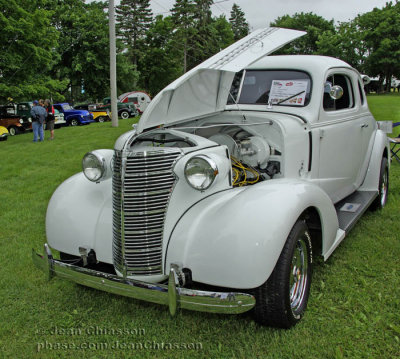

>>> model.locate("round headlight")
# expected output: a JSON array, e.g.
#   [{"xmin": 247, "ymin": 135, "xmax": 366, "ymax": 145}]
[
  {"xmin": 185, "ymin": 155, "xmax": 218, "ymax": 191},
  {"xmin": 19, "ymin": 119, "xmax": 23, "ymax": 124},
  {"xmin": 82, "ymin": 152, "xmax": 106, "ymax": 182}
]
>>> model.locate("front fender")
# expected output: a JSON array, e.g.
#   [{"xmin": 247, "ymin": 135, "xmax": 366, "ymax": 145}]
[
  {"xmin": 166, "ymin": 179, "xmax": 339, "ymax": 289},
  {"xmin": 46, "ymin": 173, "xmax": 113, "ymax": 263}
]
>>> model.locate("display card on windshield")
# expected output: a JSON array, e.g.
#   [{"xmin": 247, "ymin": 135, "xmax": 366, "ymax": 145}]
[{"xmin": 269, "ymin": 80, "xmax": 308, "ymax": 106}]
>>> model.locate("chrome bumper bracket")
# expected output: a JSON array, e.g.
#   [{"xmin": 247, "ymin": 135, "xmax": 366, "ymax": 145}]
[
  {"xmin": 168, "ymin": 267, "xmax": 178, "ymax": 316},
  {"xmin": 32, "ymin": 244, "xmax": 256, "ymax": 315}
]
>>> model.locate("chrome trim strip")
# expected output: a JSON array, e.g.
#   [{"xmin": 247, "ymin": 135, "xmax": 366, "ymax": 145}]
[{"xmin": 32, "ymin": 245, "xmax": 255, "ymax": 315}]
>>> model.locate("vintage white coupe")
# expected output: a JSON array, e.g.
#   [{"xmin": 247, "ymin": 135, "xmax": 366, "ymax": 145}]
[{"xmin": 33, "ymin": 28, "xmax": 389, "ymax": 328}]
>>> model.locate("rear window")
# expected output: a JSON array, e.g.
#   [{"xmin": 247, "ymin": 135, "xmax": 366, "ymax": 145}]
[{"xmin": 228, "ymin": 70, "xmax": 312, "ymax": 107}]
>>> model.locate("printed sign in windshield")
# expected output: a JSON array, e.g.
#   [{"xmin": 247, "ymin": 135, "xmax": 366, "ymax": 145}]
[
  {"xmin": 231, "ymin": 70, "xmax": 311, "ymax": 107},
  {"xmin": 269, "ymin": 80, "xmax": 308, "ymax": 106}
]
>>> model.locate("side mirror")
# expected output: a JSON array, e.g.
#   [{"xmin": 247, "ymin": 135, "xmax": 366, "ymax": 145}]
[
  {"xmin": 361, "ymin": 75, "xmax": 371, "ymax": 86},
  {"xmin": 330, "ymin": 85, "xmax": 344, "ymax": 100}
]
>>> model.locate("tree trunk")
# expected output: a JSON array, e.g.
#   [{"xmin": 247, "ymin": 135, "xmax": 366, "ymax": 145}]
[{"xmin": 183, "ymin": 40, "xmax": 187, "ymax": 73}]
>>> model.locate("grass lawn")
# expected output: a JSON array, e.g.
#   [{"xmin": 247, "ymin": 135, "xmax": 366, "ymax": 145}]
[{"xmin": 0, "ymin": 96, "xmax": 399, "ymax": 358}]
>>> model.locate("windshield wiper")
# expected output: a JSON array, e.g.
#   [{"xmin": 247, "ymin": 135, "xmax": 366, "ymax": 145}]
[{"xmin": 276, "ymin": 90, "xmax": 306, "ymax": 105}]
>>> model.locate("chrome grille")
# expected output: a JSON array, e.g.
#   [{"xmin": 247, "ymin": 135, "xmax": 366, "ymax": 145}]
[{"xmin": 112, "ymin": 149, "xmax": 181, "ymax": 276}]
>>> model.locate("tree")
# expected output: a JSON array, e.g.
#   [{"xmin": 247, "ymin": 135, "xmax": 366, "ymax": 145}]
[
  {"xmin": 229, "ymin": 3, "xmax": 249, "ymax": 41},
  {"xmin": 171, "ymin": 0, "xmax": 197, "ymax": 73},
  {"xmin": 188, "ymin": 0, "xmax": 220, "ymax": 69},
  {"xmin": 356, "ymin": 1, "xmax": 400, "ymax": 91},
  {"xmin": 270, "ymin": 12, "xmax": 335, "ymax": 54},
  {"xmin": 116, "ymin": 0, "xmax": 153, "ymax": 70},
  {"xmin": 0, "ymin": 0, "xmax": 62, "ymax": 102},
  {"xmin": 49, "ymin": 0, "xmax": 116, "ymax": 102},
  {"xmin": 317, "ymin": 21, "xmax": 367, "ymax": 70},
  {"xmin": 139, "ymin": 15, "xmax": 182, "ymax": 95},
  {"xmin": 212, "ymin": 15, "xmax": 235, "ymax": 50}
]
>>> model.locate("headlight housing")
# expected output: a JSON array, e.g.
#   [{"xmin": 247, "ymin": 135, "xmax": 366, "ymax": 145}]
[
  {"xmin": 19, "ymin": 119, "xmax": 23, "ymax": 124},
  {"xmin": 82, "ymin": 152, "xmax": 106, "ymax": 182},
  {"xmin": 184, "ymin": 155, "xmax": 218, "ymax": 191}
]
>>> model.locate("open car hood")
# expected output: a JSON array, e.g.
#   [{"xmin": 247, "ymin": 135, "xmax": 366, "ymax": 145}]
[{"xmin": 137, "ymin": 27, "xmax": 306, "ymax": 133}]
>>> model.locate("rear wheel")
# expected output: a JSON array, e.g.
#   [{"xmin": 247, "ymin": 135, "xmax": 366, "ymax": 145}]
[
  {"xmin": 70, "ymin": 118, "xmax": 79, "ymax": 126},
  {"xmin": 370, "ymin": 156, "xmax": 389, "ymax": 210},
  {"xmin": 253, "ymin": 220, "xmax": 313, "ymax": 328},
  {"xmin": 97, "ymin": 116, "xmax": 106, "ymax": 123},
  {"xmin": 119, "ymin": 110, "xmax": 129, "ymax": 119}
]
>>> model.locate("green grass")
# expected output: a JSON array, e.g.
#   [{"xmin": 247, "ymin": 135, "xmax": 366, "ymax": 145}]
[
  {"xmin": 368, "ymin": 92, "xmax": 400, "ymax": 137},
  {"xmin": 0, "ymin": 100, "xmax": 399, "ymax": 358}
]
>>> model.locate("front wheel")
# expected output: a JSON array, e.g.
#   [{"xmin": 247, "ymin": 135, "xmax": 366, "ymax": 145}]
[
  {"xmin": 97, "ymin": 116, "xmax": 106, "ymax": 123},
  {"xmin": 70, "ymin": 118, "xmax": 79, "ymax": 126},
  {"xmin": 370, "ymin": 156, "xmax": 389, "ymax": 211},
  {"xmin": 253, "ymin": 220, "xmax": 313, "ymax": 328},
  {"xmin": 119, "ymin": 110, "xmax": 129, "ymax": 119},
  {"xmin": 8, "ymin": 126, "xmax": 18, "ymax": 136}
]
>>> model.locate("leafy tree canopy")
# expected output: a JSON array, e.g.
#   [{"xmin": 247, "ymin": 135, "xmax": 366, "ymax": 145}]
[
  {"xmin": 229, "ymin": 3, "xmax": 249, "ymax": 41},
  {"xmin": 0, "ymin": 0, "xmax": 61, "ymax": 102},
  {"xmin": 270, "ymin": 12, "xmax": 335, "ymax": 54}
]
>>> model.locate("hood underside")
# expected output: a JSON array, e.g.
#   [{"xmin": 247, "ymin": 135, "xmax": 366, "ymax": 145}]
[{"xmin": 137, "ymin": 27, "xmax": 306, "ymax": 133}]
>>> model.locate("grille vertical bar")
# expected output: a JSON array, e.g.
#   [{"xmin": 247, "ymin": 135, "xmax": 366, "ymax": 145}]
[{"xmin": 112, "ymin": 149, "xmax": 181, "ymax": 276}]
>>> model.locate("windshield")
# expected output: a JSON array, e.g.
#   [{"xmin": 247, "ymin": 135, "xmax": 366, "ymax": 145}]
[
  {"xmin": 62, "ymin": 104, "xmax": 73, "ymax": 110},
  {"xmin": 228, "ymin": 70, "xmax": 311, "ymax": 107}
]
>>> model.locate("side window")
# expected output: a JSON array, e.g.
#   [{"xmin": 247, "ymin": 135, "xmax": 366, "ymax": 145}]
[{"xmin": 323, "ymin": 74, "xmax": 354, "ymax": 111}]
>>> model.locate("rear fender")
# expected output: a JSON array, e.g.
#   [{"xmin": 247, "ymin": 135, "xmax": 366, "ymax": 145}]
[
  {"xmin": 165, "ymin": 179, "xmax": 339, "ymax": 289},
  {"xmin": 359, "ymin": 129, "xmax": 390, "ymax": 191}
]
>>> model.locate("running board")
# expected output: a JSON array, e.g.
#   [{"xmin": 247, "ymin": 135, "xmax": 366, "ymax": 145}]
[{"xmin": 335, "ymin": 190, "xmax": 378, "ymax": 232}]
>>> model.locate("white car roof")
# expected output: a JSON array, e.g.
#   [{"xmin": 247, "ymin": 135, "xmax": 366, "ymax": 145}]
[{"xmin": 247, "ymin": 55, "xmax": 351, "ymax": 72}]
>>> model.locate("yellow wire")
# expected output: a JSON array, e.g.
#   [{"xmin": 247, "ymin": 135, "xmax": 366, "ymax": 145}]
[{"xmin": 231, "ymin": 156, "xmax": 260, "ymax": 186}]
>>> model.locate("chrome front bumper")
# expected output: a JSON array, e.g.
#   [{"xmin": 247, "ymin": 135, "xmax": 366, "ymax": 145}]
[{"xmin": 32, "ymin": 244, "xmax": 255, "ymax": 315}]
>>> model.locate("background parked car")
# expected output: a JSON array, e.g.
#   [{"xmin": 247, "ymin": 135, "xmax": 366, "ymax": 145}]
[
  {"xmin": 53, "ymin": 109, "xmax": 66, "ymax": 127},
  {"xmin": 74, "ymin": 104, "xmax": 111, "ymax": 122},
  {"xmin": 100, "ymin": 97, "xmax": 138, "ymax": 119},
  {"xmin": 15, "ymin": 101, "xmax": 33, "ymax": 122},
  {"xmin": 118, "ymin": 91, "xmax": 151, "ymax": 114},
  {"xmin": 53, "ymin": 103, "xmax": 94, "ymax": 126},
  {"xmin": 0, "ymin": 104, "xmax": 31, "ymax": 135},
  {"xmin": 0, "ymin": 125, "xmax": 8, "ymax": 141}
]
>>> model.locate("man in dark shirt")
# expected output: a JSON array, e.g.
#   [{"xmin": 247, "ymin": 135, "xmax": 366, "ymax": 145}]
[{"xmin": 30, "ymin": 100, "xmax": 47, "ymax": 142}]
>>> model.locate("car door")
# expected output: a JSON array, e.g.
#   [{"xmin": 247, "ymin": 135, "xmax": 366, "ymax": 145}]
[{"xmin": 317, "ymin": 70, "xmax": 373, "ymax": 203}]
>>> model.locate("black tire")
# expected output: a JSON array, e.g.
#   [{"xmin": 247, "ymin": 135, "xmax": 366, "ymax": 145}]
[
  {"xmin": 370, "ymin": 156, "xmax": 389, "ymax": 211},
  {"xmin": 70, "ymin": 118, "xmax": 79, "ymax": 126},
  {"xmin": 8, "ymin": 126, "xmax": 18, "ymax": 136},
  {"xmin": 97, "ymin": 116, "xmax": 106, "ymax": 123},
  {"xmin": 119, "ymin": 110, "xmax": 129, "ymax": 119},
  {"xmin": 253, "ymin": 220, "xmax": 313, "ymax": 328}
]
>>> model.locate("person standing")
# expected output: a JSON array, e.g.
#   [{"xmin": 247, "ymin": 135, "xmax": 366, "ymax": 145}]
[
  {"xmin": 44, "ymin": 99, "xmax": 55, "ymax": 140},
  {"xmin": 30, "ymin": 100, "xmax": 47, "ymax": 142}
]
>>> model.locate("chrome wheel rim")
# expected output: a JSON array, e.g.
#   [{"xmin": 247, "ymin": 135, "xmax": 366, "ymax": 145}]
[
  {"xmin": 290, "ymin": 236, "xmax": 309, "ymax": 314},
  {"xmin": 380, "ymin": 167, "xmax": 388, "ymax": 207}
]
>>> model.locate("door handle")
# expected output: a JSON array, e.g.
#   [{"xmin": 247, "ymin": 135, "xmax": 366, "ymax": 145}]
[{"xmin": 361, "ymin": 123, "xmax": 369, "ymax": 128}]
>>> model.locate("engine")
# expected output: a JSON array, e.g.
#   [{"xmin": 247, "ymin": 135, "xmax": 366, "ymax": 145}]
[{"xmin": 208, "ymin": 129, "xmax": 279, "ymax": 186}]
